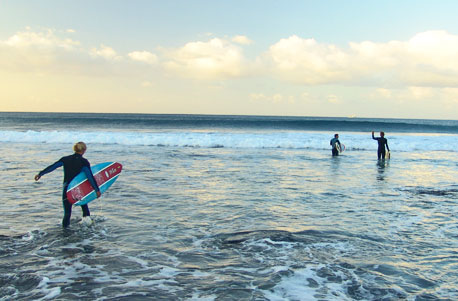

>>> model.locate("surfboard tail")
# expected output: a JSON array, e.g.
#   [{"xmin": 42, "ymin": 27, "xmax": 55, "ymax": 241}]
[{"xmin": 74, "ymin": 174, "xmax": 121, "ymax": 206}]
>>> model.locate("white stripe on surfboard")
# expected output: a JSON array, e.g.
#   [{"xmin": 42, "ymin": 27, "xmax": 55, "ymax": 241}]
[
  {"xmin": 73, "ymin": 174, "xmax": 120, "ymax": 203},
  {"xmin": 68, "ymin": 162, "xmax": 118, "ymax": 190}
]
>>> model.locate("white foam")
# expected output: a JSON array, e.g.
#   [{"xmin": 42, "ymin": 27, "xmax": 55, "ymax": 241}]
[
  {"xmin": 80, "ymin": 216, "xmax": 93, "ymax": 227},
  {"xmin": 1, "ymin": 130, "xmax": 456, "ymax": 152},
  {"xmin": 21, "ymin": 229, "xmax": 44, "ymax": 241},
  {"xmin": 258, "ymin": 265, "xmax": 290, "ymax": 275},
  {"xmin": 124, "ymin": 255, "xmax": 150, "ymax": 269},
  {"xmin": 37, "ymin": 276, "xmax": 61, "ymax": 300},
  {"xmin": 262, "ymin": 265, "xmax": 352, "ymax": 301},
  {"xmin": 190, "ymin": 270, "xmax": 212, "ymax": 278},
  {"xmin": 158, "ymin": 266, "xmax": 180, "ymax": 278}
]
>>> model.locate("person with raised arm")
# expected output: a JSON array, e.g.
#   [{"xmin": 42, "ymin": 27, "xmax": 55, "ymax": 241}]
[
  {"xmin": 35, "ymin": 142, "xmax": 101, "ymax": 228},
  {"xmin": 372, "ymin": 131, "xmax": 390, "ymax": 160}
]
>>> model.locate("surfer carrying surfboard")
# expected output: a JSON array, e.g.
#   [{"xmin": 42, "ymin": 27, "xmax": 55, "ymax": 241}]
[
  {"xmin": 330, "ymin": 133, "xmax": 341, "ymax": 156},
  {"xmin": 34, "ymin": 142, "xmax": 101, "ymax": 228},
  {"xmin": 372, "ymin": 131, "xmax": 390, "ymax": 160}
]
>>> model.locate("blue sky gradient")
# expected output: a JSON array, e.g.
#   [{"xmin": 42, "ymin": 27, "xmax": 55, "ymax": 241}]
[{"xmin": 1, "ymin": 1, "xmax": 458, "ymax": 118}]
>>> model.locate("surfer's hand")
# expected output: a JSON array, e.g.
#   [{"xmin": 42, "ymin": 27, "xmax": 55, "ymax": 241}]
[
  {"xmin": 34, "ymin": 174, "xmax": 41, "ymax": 181},
  {"xmin": 96, "ymin": 191, "xmax": 101, "ymax": 198}
]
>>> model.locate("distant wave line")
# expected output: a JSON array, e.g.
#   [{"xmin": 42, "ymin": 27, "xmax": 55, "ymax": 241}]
[
  {"xmin": 1, "ymin": 112, "xmax": 458, "ymax": 134},
  {"xmin": 1, "ymin": 129, "xmax": 457, "ymax": 152}
]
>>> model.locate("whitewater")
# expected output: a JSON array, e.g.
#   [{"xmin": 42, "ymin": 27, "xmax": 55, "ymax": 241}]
[{"xmin": 0, "ymin": 112, "xmax": 457, "ymax": 300}]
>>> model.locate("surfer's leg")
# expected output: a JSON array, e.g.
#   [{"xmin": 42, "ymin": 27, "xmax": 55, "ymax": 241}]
[
  {"xmin": 81, "ymin": 204, "xmax": 90, "ymax": 217},
  {"xmin": 377, "ymin": 149, "xmax": 382, "ymax": 160},
  {"xmin": 62, "ymin": 200, "xmax": 72, "ymax": 228},
  {"xmin": 381, "ymin": 150, "xmax": 386, "ymax": 159},
  {"xmin": 62, "ymin": 184, "xmax": 72, "ymax": 228}
]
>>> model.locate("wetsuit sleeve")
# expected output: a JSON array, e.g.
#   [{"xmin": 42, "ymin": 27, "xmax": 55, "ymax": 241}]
[
  {"xmin": 82, "ymin": 166, "xmax": 100, "ymax": 192},
  {"xmin": 372, "ymin": 132, "xmax": 376, "ymax": 140},
  {"xmin": 386, "ymin": 140, "xmax": 390, "ymax": 151},
  {"xmin": 38, "ymin": 160, "xmax": 63, "ymax": 177}
]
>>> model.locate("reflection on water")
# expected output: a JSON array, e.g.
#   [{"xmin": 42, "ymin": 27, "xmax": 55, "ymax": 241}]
[
  {"xmin": 0, "ymin": 143, "xmax": 457, "ymax": 300},
  {"xmin": 376, "ymin": 159, "xmax": 390, "ymax": 181}
]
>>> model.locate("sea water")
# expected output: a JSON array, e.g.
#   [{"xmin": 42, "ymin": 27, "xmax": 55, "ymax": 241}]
[{"xmin": 0, "ymin": 112, "xmax": 457, "ymax": 300}]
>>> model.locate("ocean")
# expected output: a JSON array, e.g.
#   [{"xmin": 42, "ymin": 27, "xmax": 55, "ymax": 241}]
[{"xmin": 0, "ymin": 112, "xmax": 457, "ymax": 300}]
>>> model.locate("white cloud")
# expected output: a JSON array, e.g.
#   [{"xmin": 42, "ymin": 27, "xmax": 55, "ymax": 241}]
[
  {"xmin": 264, "ymin": 31, "xmax": 458, "ymax": 87},
  {"xmin": 327, "ymin": 94, "xmax": 340, "ymax": 104},
  {"xmin": 407, "ymin": 86, "xmax": 434, "ymax": 99},
  {"xmin": 232, "ymin": 35, "xmax": 253, "ymax": 45},
  {"xmin": 272, "ymin": 93, "xmax": 283, "ymax": 103},
  {"xmin": 249, "ymin": 93, "xmax": 286, "ymax": 103},
  {"xmin": 128, "ymin": 51, "xmax": 158, "ymax": 65},
  {"xmin": 163, "ymin": 38, "xmax": 247, "ymax": 80},
  {"xmin": 264, "ymin": 35, "xmax": 350, "ymax": 84},
  {"xmin": 249, "ymin": 93, "xmax": 267, "ymax": 101},
  {"xmin": 0, "ymin": 28, "xmax": 128, "ymax": 76},
  {"xmin": 3, "ymin": 27, "xmax": 458, "ymax": 101},
  {"xmin": 1, "ymin": 28, "xmax": 119, "ymax": 63},
  {"xmin": 90, "ymin": 44, "xmax": 122, "ymax": 61},
  {"xmin": 370, "ymin": 86, "xmax": 458, "ymax": 108},
  {"xmin": 3, "ymin": 28, "xmax": 80, "ymax": 50},
  {"xmin": 0, "ymin": 28, "xmax": 84, "ymax": 72}
]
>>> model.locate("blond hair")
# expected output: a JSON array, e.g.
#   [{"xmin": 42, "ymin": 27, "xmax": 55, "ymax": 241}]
[{"xmin": 73, "ymin": 142, "xmax": 87, "ymax": 153}]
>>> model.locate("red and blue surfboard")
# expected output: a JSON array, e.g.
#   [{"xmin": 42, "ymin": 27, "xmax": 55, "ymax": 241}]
[{"xmin": 66, "ymin": 162, "xmax": 122, "ymax": 206}]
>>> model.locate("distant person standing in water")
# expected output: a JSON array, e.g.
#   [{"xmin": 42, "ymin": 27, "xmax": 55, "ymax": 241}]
[
  {"xmin": 372, "ymin": 131, "xmax": 390, "ymax": 160},
  {"xmin": 330, "ymin": 133, "xmax": 341, "ymax": 156},
  {"xmin": 34, "ymin": 142, "xmax": 101, "ymax": 228}
]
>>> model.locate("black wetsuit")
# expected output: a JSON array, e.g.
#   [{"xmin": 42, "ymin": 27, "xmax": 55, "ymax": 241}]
[
  {"xmin": 38, "ymin": 153, "xmax": 99, "ymax": 228},
  {"xmin": 372, "ymin": 134, "xmax": 390, "ymax": 160},
  {"xmin": 330, "ymin": 138, "xmax": 341, "ymax": 156}
]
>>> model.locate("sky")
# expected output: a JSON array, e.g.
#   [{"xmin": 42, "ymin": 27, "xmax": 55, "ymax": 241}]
[{"xmin": 1, "ymin": 0, "xmax": 458, "ymax": 119}]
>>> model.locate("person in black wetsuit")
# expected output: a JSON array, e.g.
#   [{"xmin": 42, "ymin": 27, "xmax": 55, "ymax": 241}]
[
  {"xmin": 34, "ymin": 142, "xmax": 101, "ymax": 228},
  {"xmin": 330, "ymin": 133, "xmax": 341, "ymax": 156},
  {"xmin": 372, "ymin": 131, "xmax": 390, "ymax": 160}
]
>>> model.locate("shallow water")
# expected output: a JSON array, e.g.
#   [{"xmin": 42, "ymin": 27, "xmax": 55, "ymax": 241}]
[{"xmin": 1, "ymin": 138, "xmax": 457, "ymax": 300}]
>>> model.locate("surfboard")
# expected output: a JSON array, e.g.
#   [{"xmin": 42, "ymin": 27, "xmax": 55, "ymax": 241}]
[
  {"xmin": 66, "ymin": 162, "xmax": 122, "ymax": 206},
  {"xmin": 337, "ymin": 143, "xmax": 346, "ymax": 153}
]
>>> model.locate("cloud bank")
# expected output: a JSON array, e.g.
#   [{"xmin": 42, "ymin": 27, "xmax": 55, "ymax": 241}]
[
  {"xmin": 162, "ymin": 38, "xmax": 247, "ymax": 80},
  {"xmin": 2, "ymin": 28, "xmax": 458, "ymax": 89},
  {"xmin": 128, "ymin": 51, "xmax": 158, "ymax": 65},
  {"xmin": 2, "ymin": 28, "xmax": 458, "ymax": 118},
  {"xmin": 264, "ymin": 31, "xmax": 458, "ymax": 87}
]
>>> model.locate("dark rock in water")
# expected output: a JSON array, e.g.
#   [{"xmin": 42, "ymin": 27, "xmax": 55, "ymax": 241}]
[
  {"xmin": 316, "ymin": 267, "xmax": 335, "ymax": 278},
  {"xmin": 327, "ymin": 275, "xmax": 342, "ymax": 283},
  {"xmin": 3, "ymin": 273, "xmax": 41, "ymax": 292},
  {"xmin": 307, "ymin": 277, "xmax": 319, "ymax": 288}
]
